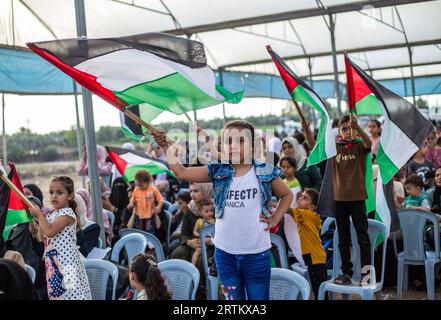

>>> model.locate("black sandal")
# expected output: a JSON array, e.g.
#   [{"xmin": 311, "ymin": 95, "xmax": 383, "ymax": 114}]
[{"xmin": 333, "ymin": 274, "xmax": 352, "ymax": 285}]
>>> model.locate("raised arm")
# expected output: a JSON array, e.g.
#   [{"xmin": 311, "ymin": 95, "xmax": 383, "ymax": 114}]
[
  {"xmin": 351, "ymin": 116, "xmax": 372, "ymax": 149},
  {"xmin": 152, "ymin": 130, "xmax": 211, "ymax": 183}
]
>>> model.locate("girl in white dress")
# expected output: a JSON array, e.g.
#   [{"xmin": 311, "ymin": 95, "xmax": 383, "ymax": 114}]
[{"xmin": 30, "ymin": 176, "xmax": 91, "ymax": 300}]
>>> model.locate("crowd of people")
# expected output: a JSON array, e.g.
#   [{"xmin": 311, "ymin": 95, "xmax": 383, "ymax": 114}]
[{"xmin": 1, "ymin": 114, "xmax": 441, "ymax": 301}]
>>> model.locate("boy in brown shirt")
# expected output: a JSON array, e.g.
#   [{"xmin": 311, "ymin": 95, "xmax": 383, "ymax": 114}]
[{"xmin": 332, "ymin": 115, "xmax": 372, "ymax": 286}]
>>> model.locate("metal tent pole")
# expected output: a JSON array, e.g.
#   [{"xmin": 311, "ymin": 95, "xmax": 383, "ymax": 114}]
[
  {"xmin": 329, "ymin": 13, "xmax": 342, "ymax": 117},
  {"xmin": 73, "ymin": 81, "xmax": 85, "ymax": 188},
  {"xmin": 74, "ymin": 0, "xmax": 105, "ymax": 245},
  {"xmin": 408, "ymin": 46, "xmax": 417, "ymax": 106},
  {"xmin": 219, "ymin": 68, "xmax": 226, "ymax": 124},
  {"xmin": 308, "ymin": 58, "xmax": 317, "ymax": 130},
  {"xmin": 2, "ymin": 93, "xmax": 7, "ymax": 166}
]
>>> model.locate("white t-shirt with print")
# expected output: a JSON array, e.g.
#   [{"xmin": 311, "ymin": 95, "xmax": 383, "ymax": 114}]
[{"xmin": 212, "ymin": 167, "xmax": 271, "ymax": 254}]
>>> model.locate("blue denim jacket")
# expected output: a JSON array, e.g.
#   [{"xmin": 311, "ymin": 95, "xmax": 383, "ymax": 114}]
[{"xmin": 207, "ymin": 159, "xmax": 281, "ymax": 219}]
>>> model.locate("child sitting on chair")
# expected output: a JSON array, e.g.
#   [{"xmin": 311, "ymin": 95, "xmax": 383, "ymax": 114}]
[
  {"xmin": 395, "ymin": 174, "xmax": 430, "ymax": 211},
  {"xmin": 191, "ymin": 200, "xmax": 215, "ymax": 266}
]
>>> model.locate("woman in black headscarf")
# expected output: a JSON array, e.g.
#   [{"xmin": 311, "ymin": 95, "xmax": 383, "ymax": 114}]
[
  {"xmin": 0, "ymin": 258, "xmax": 38, "ymax": 300},
  {"xmin": 102, "ymin": 177, "xmax": 130, "ymax": 245}
]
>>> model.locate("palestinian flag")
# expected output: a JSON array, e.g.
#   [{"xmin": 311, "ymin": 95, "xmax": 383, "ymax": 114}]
[
  {"xmin": 267, "ymin": 45, "xmax": 336, "ymax": 166},
  {"xmin": 27, "ymin": 33, "xmax": 243, "ymax": 116},
  {"xmin": 1, "ymin": 163, "xmax": 32, "ymax": 240},
  {"xmin": 119, "ymin": 104, "xmax": 164, "ymax": 142},
  {"xmin": 106, "ymin": 146, "xmax": 175, "ymax": 182},
  {"xmin": 345, "ymin": 54, "xmax": 434, "ymax": 183},
  {"xmin": 345, "ymin": 54, "xmax": 382, "ymax": 116}
]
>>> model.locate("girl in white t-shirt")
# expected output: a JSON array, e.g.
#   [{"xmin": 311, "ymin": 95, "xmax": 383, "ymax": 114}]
[{"xmin": 152, "ymin": 120, "xmax": 292, "ymax": 300}]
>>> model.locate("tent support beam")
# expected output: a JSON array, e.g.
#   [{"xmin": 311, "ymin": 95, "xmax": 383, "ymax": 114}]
[
  {"xmin": 164, "ymin": 0, "xmax": 434, "ymax": 35},
  {"xmin": 74, "ymin": 0, "xmax": 106, "ymax": 245},
  {"xmin": 329, "ymin": 13, "xmax": 342, "ymax": 117},
  {"xmin": 221, "ymin": 39, "xmax": 441, "ymax": 69}
]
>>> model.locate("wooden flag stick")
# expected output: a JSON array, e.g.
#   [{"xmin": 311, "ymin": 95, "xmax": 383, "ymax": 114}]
[
  {"xmin": 123, "ymin": 109, "xmax": 184, "ymax": 152},
  {"xmin": 0, "ymin": 170, "xmax": 34, "ymax": 208},
  {"xmin": 291, "ymin": 99, "xmax": 307, "ymax": 124},
  {"xmin": 349, "ymin": 112, "xmax": 354, "ymax": 140}
]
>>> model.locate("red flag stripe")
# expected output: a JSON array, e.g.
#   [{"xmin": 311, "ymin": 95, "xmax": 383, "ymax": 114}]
[
  {"xmin": 345, "ymin": 53, "xmax": 374, "ymax": 112},
  {"xmin": 27, "ymin": 43, "xmax": 127, "ymax": 111},
  {"xmin": 8, "ymin": 163, "xmax": 27, "ymax": 211},
  {"xmin": 106, "ymin": 148, "xmax": 128, "ymax": 176},
  {"xmin": 267, "ymin": 46, "xmax": 298, "ymax": 93}
]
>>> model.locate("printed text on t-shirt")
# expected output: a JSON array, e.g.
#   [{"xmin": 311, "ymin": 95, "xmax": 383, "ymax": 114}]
[{"xmin": 226, "ymin": 188, "xmax": 258, "ymax": 208}]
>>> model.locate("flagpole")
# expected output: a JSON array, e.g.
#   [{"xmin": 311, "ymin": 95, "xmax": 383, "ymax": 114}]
[
  {"xmin": 291, "ymin": 99, "xmax": 306, "ymax": 124},
  {"xmin": 0, "ymin": 171, "xmax": 34, "ymax": 208},
  {"xmin": 2, "ymin": 93, "xmax": 6, "ymax": 166}
]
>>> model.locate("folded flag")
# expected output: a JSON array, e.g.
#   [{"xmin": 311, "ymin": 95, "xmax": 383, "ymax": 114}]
[
  {"xmin": 345, "ymin": 53, "xmax": 434, "ymax": 184},
  {"xmin": 106, "ymin": 146, "xmax": 175, "ymax": 182},
  {"xmin": 1, "ymin": 163, "xmax": 32, "ymax": 240},
  {"xmin": 267, "ymin": 45, "xmax": 336, "ymax": 166},
  {"xmin": 119, "ymin": 104, "xmax": 164, "ymax": 142},
  {"xmin": 27, "ymin": 32, "xmax": 243, "ymax": 116}
]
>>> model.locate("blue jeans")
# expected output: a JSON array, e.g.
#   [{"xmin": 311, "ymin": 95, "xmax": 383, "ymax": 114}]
[{"xmin": 214, "ymin": 248, "xmax": 271, "ymax": 300}]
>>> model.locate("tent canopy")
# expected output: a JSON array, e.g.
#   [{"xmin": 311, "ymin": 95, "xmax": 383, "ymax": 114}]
[{"xmin": 0, "ymin": 0, "xmax": 440, "ymax": 93}]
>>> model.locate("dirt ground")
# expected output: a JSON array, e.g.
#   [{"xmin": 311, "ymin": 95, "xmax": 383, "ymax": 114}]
[{"xmin": 15, "ymin": 161, "xmax": 84, "ymax": 207}]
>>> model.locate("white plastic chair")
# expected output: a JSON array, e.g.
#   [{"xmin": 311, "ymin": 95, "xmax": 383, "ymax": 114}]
[
  {"xmin": 270, "ymin": 233, "xmax": 289, "ymax": 269},
  {"xmin": 25, "ymin": 264, "xmax": 36, "ymax": 283},
  {"xmin": 395, "ymin": 209, "xmax": 441, "ymax": 300},
  {"xmin": 84, "ymin": 259, "xmax": 119, "ymax": 300},
  {"xmin": 119, "ymin": 228, "xmax": 166, "ymax": 262},
  {"xmin": 110, "ymin": 233, "xmax": 148, "ymax": 265},
  {"xmin": 164, "ymin": 209, "xmax": 172, "ymax": 247},
  {"xmin": 200, "ymin": 224, "xmax": 218, "ymax": 300},
  {"xmin": 269, "ymin": 268, "xmax": 311, "ymax": 300},
  {"xmin": 158, "ymin": 259, "xmax": 200, "ymax": 300},
  {"xmin": 318, "ymin": 219, "xmax": 388, "ymax": 300}
]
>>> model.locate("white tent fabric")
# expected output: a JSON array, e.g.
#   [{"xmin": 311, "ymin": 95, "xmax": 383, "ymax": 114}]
[{"xmin": 0, "ymin": 0, "xmax": 440, "ymax": 79}]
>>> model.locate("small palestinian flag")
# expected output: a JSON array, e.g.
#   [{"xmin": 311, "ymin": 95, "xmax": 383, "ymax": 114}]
[
  {"xmin": 1, "ymin": 163, "xmax": 32, "ymax": 240},
  {"xmin": 27, "ymin": 33, "xmax": 243, "ymax": 116},
  {"xmin": 267, "ymin": 45, "xmax": 336, "ymax": 166},
  {"xmin": 345, "ymin": 54, "xmax": 434, "ymax": 183},
  {"xmin": 106, "ymin": 146, "xmax": 175, "ymax": 182},
  {"xmin": 119, "ymin": 104, "xmax": 164, "ymax": 142}
]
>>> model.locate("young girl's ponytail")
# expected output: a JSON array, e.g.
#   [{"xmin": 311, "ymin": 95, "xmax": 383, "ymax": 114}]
[{"xmin": 130, "ymin": 254, "xmax": 172, "ymax": 300}]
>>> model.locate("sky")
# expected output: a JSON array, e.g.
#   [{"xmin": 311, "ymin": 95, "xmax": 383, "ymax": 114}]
[{"xmin": 3, "ymin": 93, "xmax": 441, "ymax": 135}]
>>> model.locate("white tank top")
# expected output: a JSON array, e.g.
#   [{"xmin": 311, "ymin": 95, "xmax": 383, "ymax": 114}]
[{"xmin": 212, "ymin": 167, "xmax": 271, "ymax": 254}]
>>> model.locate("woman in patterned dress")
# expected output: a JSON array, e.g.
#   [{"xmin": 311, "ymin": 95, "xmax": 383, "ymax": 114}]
[{"xmin": 29, "ymin": 176, "xmax": 91, "ymax": 300}]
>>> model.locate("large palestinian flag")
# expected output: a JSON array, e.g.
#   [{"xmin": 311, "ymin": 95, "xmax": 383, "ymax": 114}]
[
  {"xmin": 106, "ymin": 146, "xmax": 175, "ymax": 182},
  {"xmin": 1, "ymin": 163, "xmax": 32, "ymax": 240},
  {"xmin": 345, "ymin": 54, "xmax": 434, "ymax": 183},
  {"xmin": 267, "ymin": 45, "xmax": 336, "ymax": 166},
  {"xmin": 27, "ymin": 33, "xmax": 243, "ymax": 117}
]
